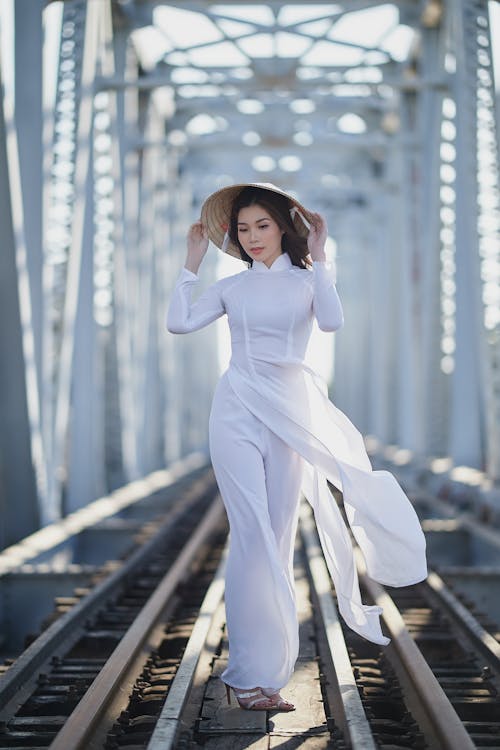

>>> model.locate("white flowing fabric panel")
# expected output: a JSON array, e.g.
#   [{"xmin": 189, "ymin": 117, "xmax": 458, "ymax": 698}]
[{"xmin": 226, "ymin": 354, "xmax": 428, "ymax": 647}]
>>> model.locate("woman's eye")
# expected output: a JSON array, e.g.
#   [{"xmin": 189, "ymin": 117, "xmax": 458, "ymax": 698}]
[{"xmin": 238, "ymin": 224, "xmax": 269, "ymax": 233}]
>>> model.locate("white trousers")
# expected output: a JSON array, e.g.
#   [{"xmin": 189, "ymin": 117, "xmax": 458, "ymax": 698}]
[{"xmin": 208, "ymin": 371, "xmax": 304, "ymax": 692}]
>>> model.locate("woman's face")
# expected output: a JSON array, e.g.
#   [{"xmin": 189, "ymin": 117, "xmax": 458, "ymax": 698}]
[{"xmin": 237, "ymin": 204, "xmax": 285, "ymax": 267}]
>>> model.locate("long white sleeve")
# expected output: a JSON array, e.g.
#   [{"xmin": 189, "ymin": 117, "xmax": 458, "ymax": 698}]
[
  {"xmin": 311, "ymin": 260, "xmax": 344, "ymax": 332},
  {"xmin": 166, "ymin": 266, "xmax": 226, "ymax": 333}
]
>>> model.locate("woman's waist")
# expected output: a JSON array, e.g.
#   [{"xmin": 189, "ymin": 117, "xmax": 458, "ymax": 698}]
[
  {"xmin": 227, "ymin": 351, "xmax": 316, "ymax": 394},
  {"xmin": 230, "ymin": 338, "xmax": 307, "ymax": 364}
]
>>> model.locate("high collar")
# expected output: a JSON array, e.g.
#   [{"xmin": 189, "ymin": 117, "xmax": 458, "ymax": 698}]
[{"xmin": 250, "ymin": 252, "xmax": 293, "ymax": 273}]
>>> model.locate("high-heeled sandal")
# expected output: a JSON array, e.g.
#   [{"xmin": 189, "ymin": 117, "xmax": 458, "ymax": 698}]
[
  {"xmin": 223, "ymin": 682, "xmax": 276, "ymax": 710},
  {"xmin": 259, "ymin": 687, "xmax": 295, "ymax": 711}
]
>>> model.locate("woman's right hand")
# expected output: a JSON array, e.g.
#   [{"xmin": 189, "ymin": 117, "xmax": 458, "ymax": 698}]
[{"xmin": 185, "ymin": 220, "xmax": 209, "ymax": 274}]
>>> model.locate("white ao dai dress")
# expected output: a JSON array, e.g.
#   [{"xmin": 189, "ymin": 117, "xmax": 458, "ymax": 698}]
[{"xmin": 166, "ymin": 251, "xmax": 427, "ymax": 692}]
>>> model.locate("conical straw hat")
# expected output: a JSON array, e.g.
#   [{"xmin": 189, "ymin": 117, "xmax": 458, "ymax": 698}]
[{"xmin": 200, "ymin": 182, "xmax": 314, "ymax": 260}]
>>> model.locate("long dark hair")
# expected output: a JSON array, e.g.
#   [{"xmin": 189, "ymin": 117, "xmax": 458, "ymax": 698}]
[{"xmin": 228, "ymin": 187, "xmax": 312, "ymax": 269}]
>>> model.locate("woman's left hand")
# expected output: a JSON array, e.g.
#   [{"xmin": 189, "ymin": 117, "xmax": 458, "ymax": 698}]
[{"xmin": 307, "ymin": 212, "xmax": 328, "ymax": 261}]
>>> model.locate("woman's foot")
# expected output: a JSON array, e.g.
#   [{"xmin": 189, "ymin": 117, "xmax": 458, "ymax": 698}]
[
  {"xmin": 223, "ymin": 682, "xmax": 276, "ymax": 711},
  {"xmin": 260, "ymin": 687, "xmax": 295, "ymax": 711}
]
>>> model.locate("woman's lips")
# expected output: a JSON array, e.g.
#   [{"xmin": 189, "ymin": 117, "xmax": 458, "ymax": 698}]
[{"xmin": 251, "ymin": 247, "xmax": 264, "ymax": 253}]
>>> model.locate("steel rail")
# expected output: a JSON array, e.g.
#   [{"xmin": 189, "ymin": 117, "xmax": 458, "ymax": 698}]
[
  {"xmin": 0, "ymin": 473, "xmax": 215, "ymax": 715},
  {"xmin": 146, "ymin": 539, "xmax": 228, "ymax": 749},
  {"xmin": 355, "ymin": 547, "xmax": 477, "ymax": 750},
  {"xmin": 299, "ymin": 501, "xmax": 378, "ymax": 749},
  {"xmin": 425, "ymin": 569, "xmax": 500, "ymax": 668},
  {"xmin": 48, "ymin": 493, "xmax": 225, "ymax": 750}
]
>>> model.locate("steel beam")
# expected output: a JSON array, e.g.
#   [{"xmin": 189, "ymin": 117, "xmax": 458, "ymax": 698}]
[
  {"xmin": 48, "ymin": 0, "xmax": 102, "ymax": 517},
  {"xmin": 449, "ymin": 0, "xmax": 487, "ymax": 470},
  {"xmin": 417, "ymin": 18, "xmax": 448, "ymax": 461},
  {"xmin": 14, "ymin": 0, "xmax": 44, "ymax": 404},
  {"xmin": 0, "ymin": 53, "xmax": 40, "ymax": 548}
]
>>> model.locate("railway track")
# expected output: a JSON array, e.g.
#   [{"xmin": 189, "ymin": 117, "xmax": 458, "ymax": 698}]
[
  {"xmin": 301, "ymin": 497, "xmax": 500, "ymax": 750},
  {"xmin": 0, "ymin": 468, "xmax": 499, "ymax": 748},
  {"xmin": 0, "ymin": 464, "xmax": 227, "ymax": 749}
]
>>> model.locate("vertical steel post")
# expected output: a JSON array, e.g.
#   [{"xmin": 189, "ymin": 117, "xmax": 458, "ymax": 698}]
[
  {"xmin": 14, "ymin": 0, "xmax": 44, "ymax": 403},
  {"xmin": 449, "ymin": 0, "xmax": 500, "ymax": 472},
  {"xmin": 417, "ymin": 18, "xmax": 449, "ymax": 461},
  {"xmin": 49, "ymin": 0, "xmax": 102, "ymax": 517},
  {"xmin": 0, "ymin": 43, "xmax": 40, "ymax": 546}
]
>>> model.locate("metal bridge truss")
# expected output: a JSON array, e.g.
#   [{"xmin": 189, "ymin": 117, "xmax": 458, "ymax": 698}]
[{"xmin": 0, "ymin": 0, "xmax": 499, "ymax": 547}]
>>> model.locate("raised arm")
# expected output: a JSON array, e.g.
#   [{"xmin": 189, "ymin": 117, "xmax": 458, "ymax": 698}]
[
  {"xmin": 311, "ymin": 260, "xmax": 344, "ymax": 332},
  {"xmin": 166, "ymin": 218, "xmax": 226, "ymax": 333},
  {"xmin": 166, "ymin": 268, "xmax": 226, "ymax": 333},
  {"xmin": 307, "ymin": 212, "xmax": 344, "ymax": 332}
]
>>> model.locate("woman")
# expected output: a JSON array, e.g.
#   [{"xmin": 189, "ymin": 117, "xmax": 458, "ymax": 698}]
[{"xmin": 166, "ymin": 182, "xmax": 427, "ymax": 713}]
